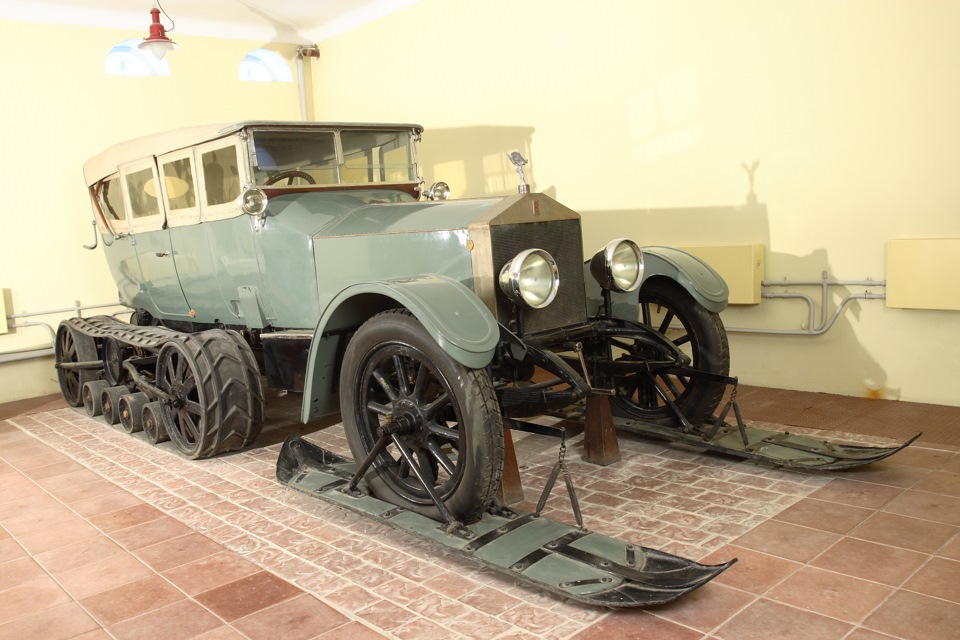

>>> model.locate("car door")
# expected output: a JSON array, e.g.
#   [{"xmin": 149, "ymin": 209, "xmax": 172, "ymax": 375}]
[{"xmin": 120, "ymin": 159, "xmax": 192, "ymax": 318}]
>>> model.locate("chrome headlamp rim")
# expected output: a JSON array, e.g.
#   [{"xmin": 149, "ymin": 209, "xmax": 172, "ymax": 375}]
[
  {"xmin": 590, "ymin": 238, "xmax": 644, "ymax": 292},
  {"xmin": 425, "ymin": 181, "xmax": 450, "ymax": 201},
  {"xmin": 498, "ymin": 248, "xmax": 560, "ymax": 310},
  {"xmin": 240, "ymin": 187, "xmax": 268, "ymax": 217}
]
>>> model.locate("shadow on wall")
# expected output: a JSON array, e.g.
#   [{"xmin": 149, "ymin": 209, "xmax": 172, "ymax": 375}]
[
  {"xmin": 580, "ymin": 201, "xmax": 891, "ymax": 400},
  {"xmin": 419, "ymin": 126, "xmax": 552, "ymax": 198}
]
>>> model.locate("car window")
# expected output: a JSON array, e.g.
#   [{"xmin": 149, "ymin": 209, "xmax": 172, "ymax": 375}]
[
  {"xmin": 101, "ymin": 176, "xmax": 127, "ymax": 222},
  {"xmin": 201, "ymin": 146, "xmax": 241, "ymax": 206},
  {"xmin": 340, "ymin": 130, "xmax": 415, "ymax": 184},
  {"xmin": 125, "ymin": 167, "xmax": 160, "ymax": 219},
  {"xmin": 162, "ymin": 157, "xmax": 196, "ymax": 210},
  {"xmin": 251, "ymin": 130, "xmax": 339, "ymax": 186}
]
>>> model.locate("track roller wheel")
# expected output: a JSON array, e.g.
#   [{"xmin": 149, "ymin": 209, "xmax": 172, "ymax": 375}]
[
  {"xmin": 101, "ymin": 385, "xmax": 129, "ymax": 425},
  {"xmin": 156, "ymin": 330, "xmax": 264, "ymax": 459},
  {"xmin": 55, "ymin": 322, "xmax": 99, "ymax": 407},
  {"xmin": 82, "ymin": 380, "xmax": 111, "ymax": 417},
  {"xmin": 142, "ymin": 401, "xmax": 170, "ymax": 444},
  {"xmin": 119, "ymin": 392, "xmax": 149, "ymax": 434}
]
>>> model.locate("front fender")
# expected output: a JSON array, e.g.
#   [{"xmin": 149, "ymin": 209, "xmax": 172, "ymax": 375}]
[
  {"xmin": 301, "ymin": 275, "xmax": 499, "ymax": 423},
  {"xmin": 640, "ymin": 246, "xmax": 728, "ymax": 312}
]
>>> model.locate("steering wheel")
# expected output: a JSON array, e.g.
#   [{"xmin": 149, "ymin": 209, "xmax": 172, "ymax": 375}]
[{"xmin": 264, "ymin": 170, "xmax": 316, "ymax": 186}]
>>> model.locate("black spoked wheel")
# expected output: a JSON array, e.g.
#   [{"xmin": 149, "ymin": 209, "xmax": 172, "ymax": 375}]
[
  {"xmin": 55, "ymin": 322, "xmax": 99, "ymax": 407},
  {"xmin": 102, "ymin": 337, "xmax": 129, "ymax": 387},
  {"xmin": 155, "ymin": 330, "xmax": 263, "ymax": 459},
  {"xmin": 341, "ymin": 309, "xmax": 503, "ymax": 524},
  {"xmin": 610, "ymin": 278, "xmax": 730, "ymax": 426}
]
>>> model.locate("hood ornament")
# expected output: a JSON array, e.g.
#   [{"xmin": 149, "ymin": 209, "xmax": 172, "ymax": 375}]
[{"xmin": 506, "ymin": 151, "xmax": 530, "ymax": 194}]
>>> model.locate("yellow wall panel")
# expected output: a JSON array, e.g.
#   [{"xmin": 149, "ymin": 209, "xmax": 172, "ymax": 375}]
[
  {"xmin": 677, "ymin": 245, "xmax": 765, "ymax": 305},
  {"xmin": 886, "ymin": 239, "xmax": 960, "ymax": 311}
]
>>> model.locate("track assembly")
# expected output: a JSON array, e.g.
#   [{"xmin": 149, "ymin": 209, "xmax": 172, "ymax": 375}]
[{"xmin": 277, "ymin": 436, "xmax": 735, "ymax": 608}]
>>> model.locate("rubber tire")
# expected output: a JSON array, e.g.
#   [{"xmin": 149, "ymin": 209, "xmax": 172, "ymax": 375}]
[
  {"xmin": 611, "ymin": 278, "xmax": 730, "ymax": 426},
  {"xmin": 340, "ymin": 309, "xmax": 503, "ymax": 524},
  {"xmin": 142, "ymin": 401, "xmax": 170, "ymax": 445},
  {"xmin": 155, "ymin": 330, "xmax": 264, "ymax": 459},
  {"xmin": 119, "ymin": 392, "xmax": 149, "ymax": 434},
  {"xmin": 55, "ymin": 322, "xmax": 99, "ymax": 407}
]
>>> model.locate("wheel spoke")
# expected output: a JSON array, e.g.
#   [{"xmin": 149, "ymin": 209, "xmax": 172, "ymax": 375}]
[
  {"xmin": 673, "ymin": 333, "xmax": 692, "ymax": 347},
  {"xmin": 393, "ymin": 355, "xmax": 410, "ymax": 396},
  {"xmin": 657, "ymin": 310, "xmax": 675, "ymax": 334},
  {"xmin": 411, "ymin": 361, "xmax": 429, "ymax": 402},
  {"xmin": 366, "ymin": 400, "xmax": 392, "ymax": 416},
  {"xmin": 424, "ymin": 438, "xmax": 457, "ymax": 476},
  {"xmin": 422, "ymin": 392, "xmax": 450, "ymax": 421},
  {"xmin": 371, "ymin": 367, "xmax": 399, "ymax": 402},
  {"xmin": 426, "ymin": 421, "xmax": 460, "ymax": 445}
]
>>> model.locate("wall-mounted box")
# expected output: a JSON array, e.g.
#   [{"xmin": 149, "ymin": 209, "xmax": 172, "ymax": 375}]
[
  {"xmin": 676, "ymin": 244, "xmax": 765, "ymax": 305},
  {"xmin": 886, "ymin": 238, "xmax": 960, "ymax": 311},
  {"xmin": 0, "ymin": 288, "xmax": 8, "ymax": 334}
]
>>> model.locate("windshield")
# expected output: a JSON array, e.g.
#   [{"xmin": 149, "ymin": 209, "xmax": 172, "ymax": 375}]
[{"xmin": 250, "ymin": 129, "xmax": 416, "ymax": 187}]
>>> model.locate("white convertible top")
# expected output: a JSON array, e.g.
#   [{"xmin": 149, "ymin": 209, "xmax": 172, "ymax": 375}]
[{"xmin": 82, "ymin": 120, "xmax": 423, "ymax": 186}]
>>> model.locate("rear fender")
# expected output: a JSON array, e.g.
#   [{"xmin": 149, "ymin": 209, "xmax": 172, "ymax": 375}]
[{"xmin": 301, "ymin": 275, "xmax": 499, "ymax": 423}]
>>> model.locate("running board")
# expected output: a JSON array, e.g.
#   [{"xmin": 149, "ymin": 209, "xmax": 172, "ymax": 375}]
[{"xmin": 276, "ymin": 436, "xmax": 735, "ymax": 608}]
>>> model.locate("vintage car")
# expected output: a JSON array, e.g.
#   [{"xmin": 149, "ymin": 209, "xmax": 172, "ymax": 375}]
[{"xmin": 58, "ymin": 121, "xmax": 731, "ymax": 525}]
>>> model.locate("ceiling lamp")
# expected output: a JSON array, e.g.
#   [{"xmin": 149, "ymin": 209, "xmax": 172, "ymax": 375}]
[{"xmin": 138, "ymin": 4, "xmax": 177, "ymax": 60}]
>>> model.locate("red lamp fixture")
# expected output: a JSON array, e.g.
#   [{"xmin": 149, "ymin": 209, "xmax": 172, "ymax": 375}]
[{"xmin": 138, "ymin": 5, "xmax": 177, "ymax": 60}]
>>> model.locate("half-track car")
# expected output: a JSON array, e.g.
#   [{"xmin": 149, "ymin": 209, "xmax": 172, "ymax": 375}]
[{"xmin": 60, "ymin": 121, "xmax": 733, "ymax": 525}]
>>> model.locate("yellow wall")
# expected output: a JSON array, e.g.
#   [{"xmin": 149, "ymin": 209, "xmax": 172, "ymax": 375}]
[
  {"xmin": 313, "ymin": 0, "xmax": 960, "ymax": 406},
  {"xmin": 0, "ymin": 19, "xmax": 302, "ymax": 402}
]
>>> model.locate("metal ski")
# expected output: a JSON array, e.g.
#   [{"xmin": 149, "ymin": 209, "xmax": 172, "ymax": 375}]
[{"xmin": 276, "ymin": 436, "xmax": 735, "ymax": 608}]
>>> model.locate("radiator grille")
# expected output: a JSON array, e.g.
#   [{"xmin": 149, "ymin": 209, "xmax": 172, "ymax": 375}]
[{"xmin": 490, "ymin": 219, "xmax": 587, "ymax": 335}]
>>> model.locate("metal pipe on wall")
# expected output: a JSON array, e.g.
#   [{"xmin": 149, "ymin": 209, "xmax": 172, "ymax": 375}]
[
  {"xmin": 295, "ymin": 45, "xmax": 320, "ymax": 121},
  {"xmin": 726, "ymin": 272, "xmax": 886, "ymax": 336}
]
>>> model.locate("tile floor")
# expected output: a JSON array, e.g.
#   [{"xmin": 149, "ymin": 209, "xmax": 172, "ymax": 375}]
[{"xmin": 1, "ymin": 390, "xmax": 958, "ymax": 639}]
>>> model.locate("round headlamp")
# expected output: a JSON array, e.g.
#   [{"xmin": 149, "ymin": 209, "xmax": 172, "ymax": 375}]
[
  {"xmin": 424, "ymin": 181, "xmax": 450, "ymax": 201},
  {"xmin": 240, "ymin": 187, "xmax": 268, "ymax": 216},
  {"xmin": 499, "ymin": 249, "xmax": 560, "ymax": 309},
  {"xmin": 590, "ymin": 239, "xmax": 643, "ymax": 292}
]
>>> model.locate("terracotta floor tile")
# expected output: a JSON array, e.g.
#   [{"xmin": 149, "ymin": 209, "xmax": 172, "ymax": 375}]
[
  {"xmin": 0, "ymin": 600, "xmax": 99, "ymax": 640},
  {"xmin": 88, "ymin": 503, "xmax": 166, "ymax": 533},
  {"xmin": 196, "ymin": 570, "xmax": 303, "ymax": 622},
  {"xmin": 315, "ymin": 621, "xmax": 389, "ymax": 640},
  {"xmin": 0, "ymin": 442, "xmax": 59, "ymax": 463},
  {"xmin": 572, "ymin": 609, "xmax": 703, "ymax": 640},
  {"xmin": 808, "ymin": 478, "xmax": 903, "ymax": 509},
  {"xmin": 0, "ymin": 576, "xmax": 72, "ymax": 624},
  {"xmin": 354, "ymin": 599, "xmax": 419, "ymax": 634},
  {"xmin": 134, "ymin": 532, "xmax": 224, "ymax": 572},
  {"xmin": 51, "ymin": 479, "xmax": 127, "ymax": 505},
  {"xmin": 71, "ymin": 491, "xmax": 147, "ymax": 518},
  {"xmin": 20, "ymin": 458, "xmax": 87, "ymax": 480},
  {"xmin": 80, "ymin": 574, "xmax": 185, "ymax": 626},
  {"xmin": 864, "ymin": 590, "xmax": 960, "ymax": 640},
  {"xmin": 107, "ymin": 598, "xmax": 222, "ymax": 640},
  {"xmin": 15, "ymin": 516, "xmax": 102, "ymax": 555},
  {"xmin": 937, "ymin": 534, "xmax": 960, "ymax": 560},
  {"xmin": 0, "ymin": 556, "xmax": 47, "ymax": 591},
  {"xmin": 767, "ymin": 566, "xmax": 892, "ymax": 623},
  {"xmin": 35, "ymin": 467, "xmax": 105, "ymax": 492},
  {"xmin": 883, "ymin": 489, "xmax": 960, "ymax": 526},
  {"xmin": 233, "ymin": 593, "xmax": 350, "ymax": 640},
  {"xmin": 109, "ymin": 516, "xmax": 195, "ymax": 551},
  {"xmin": 1, "ymin": 503, "xmax": 78, "ymax": 536},
  {"xmin": 903, "ymin": 557, "xmax": 960, "ymax": 603},
  {"xmin": 161, "ymin": 550, "xmax": 261, "ymax": 595},
  {"xmin": 840, "ymin": 463, "xmax": 931, "ymax": 489},
  {"xmin": 57, "ymin": 552, "xmax": 154, "ymax": 599},
  {"xmin": 812, "ymin": 537, "xmax": 927, "ymax": 586},
  {"xmin": 912, "ymin": 470, "xmax": 960, "ymax": 498},
  {"xmin": 846, "ymin": 627, "xmax": 908, "ymax": 640},
  {"xmin": 714, "ymin": 598, "xmax": 852, "ymax": 640},
  {"xmin": 649, "ymin": 582, "xmax": 755, "ymax": 632},
  {"xmin": 194, "ymin": 627, "xmax": 250, "ymax": 640},
  {"xmin": 699, "ymin": 545, "xmax": 801, "ymax": 595},
  {"xmin": 0, "ymin": 537, "xmax": 27, "ymax": 563},
  {"xmin": 0, "ymin": 486, "xmax": 55, "ymax": 512},
  {"xmin": 772, "ymin": 497, "xmax": 873, "ymax": 534},
  {"xmin": 731, "ymin": 519, "xmax": 840, "ymax": 563},
  {"xmin": 849, "ymin": 511, "xmax": 958, "ymax": 553},
  {"xmin": 883, "ymin": 446, "xmax": 954, "ymax": 470},
  {"xmin": 34, "ymin": 534, "xmax": 126, "ymax": 573}
]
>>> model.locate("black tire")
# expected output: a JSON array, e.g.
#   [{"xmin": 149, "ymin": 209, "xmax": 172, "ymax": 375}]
[
  {"xmin": 55, "ymin": 322, "xmax": 99, "ymax": 407},
  {"xmin": 142, "ymin": 401, "xmax": 170, "ymax": 444},
  {"xmin": 82, "ymin": 380, "xmax": 111, "ymax": 417},
  {"xmin": 340, "ymin": 309, "xmax": 503, "ymax": 524},
  {"xmin": 155, "ymin": 330, "xmax": 264, "ymax": 459},
  {"xmin": 119, "ymin": 392, "xmax": 149, "ymax": 434},
  {"xmin": 101, "ymin": 385, "xmax": 129, "ymax": 425},
  {"xmin": 610, "ymin": 278, "xmax": 730, "ymax": 426}
]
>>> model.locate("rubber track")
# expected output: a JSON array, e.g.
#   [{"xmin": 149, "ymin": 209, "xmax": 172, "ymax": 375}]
[{"xmin": 66, "ymin": 315, "xmax": 182, "ymax": 351}]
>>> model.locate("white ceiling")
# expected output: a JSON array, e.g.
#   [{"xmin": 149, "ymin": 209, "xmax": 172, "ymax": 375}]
[{"xmin": 0, "ymin": 0, "xmax": 422, "ymax": 43}]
